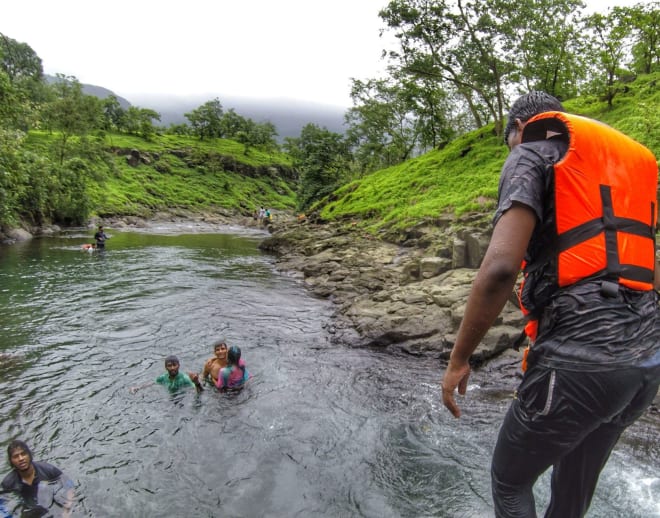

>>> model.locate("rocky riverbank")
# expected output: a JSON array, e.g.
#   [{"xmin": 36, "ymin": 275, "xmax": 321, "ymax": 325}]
[
  {"xmin": 259, "ymin": 214, "xmax": 526, "ymax": 373},
  {"xmin": 3, "ymin": 209, "xmax": 657, "ymax": 412},
  {"xmin": 259, "ymin": 215, "xmax": 660, "ymax": 416}
]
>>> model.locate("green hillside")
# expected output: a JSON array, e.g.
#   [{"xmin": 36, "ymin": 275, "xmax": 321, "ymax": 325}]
[
  {"xmin": 13, "ymin": 73, "xmax": 659, "ymax": 233},
  {"xmin": 315, "ymin": 72, "xmax": 660, "ymax": 235},
  {"xmin": 23, "ymin": 132, "xmax": 298, "ymax": 219}
]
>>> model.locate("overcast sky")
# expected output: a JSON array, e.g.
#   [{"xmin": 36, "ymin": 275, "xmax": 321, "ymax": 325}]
[{"xmin": 2, "ymin": 0, "xmax": 646, "ymax": 108}]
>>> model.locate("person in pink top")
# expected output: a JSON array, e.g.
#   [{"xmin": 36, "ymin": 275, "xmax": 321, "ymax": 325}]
[{"xmin": 215, "ymin": 346, "xmax": 251, "ymax": 390}]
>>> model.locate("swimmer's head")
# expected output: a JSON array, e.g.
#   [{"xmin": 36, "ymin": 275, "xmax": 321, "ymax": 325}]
[
  {"xmin": 227, "ymin": 346, "xmax": 241, "ymax": 366},
  {"xmin": 7, "ymin": 440, "xmax": 32, "ymax": 466},
  {"xmin": 164, "ymin": 355, "xmax": 179, "ymax": 367}
]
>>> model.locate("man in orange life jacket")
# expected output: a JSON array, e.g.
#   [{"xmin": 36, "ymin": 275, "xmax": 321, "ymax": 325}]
[{"xmin": 440, "ymin": 91, "xmax": 660, "ymax": 518}]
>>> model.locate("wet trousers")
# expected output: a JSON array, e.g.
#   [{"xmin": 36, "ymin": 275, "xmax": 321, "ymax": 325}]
[{"xmin": 491, "ymin": 354, "xmax": 660, "ymax": 518}]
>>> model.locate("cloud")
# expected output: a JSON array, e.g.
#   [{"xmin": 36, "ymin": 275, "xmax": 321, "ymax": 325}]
[{"xmin": 2, "ymin": 0, "xmax": 391, "ymax": 107}]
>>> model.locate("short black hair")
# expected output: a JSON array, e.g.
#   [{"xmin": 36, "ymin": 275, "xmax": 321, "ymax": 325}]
[
  {"xmin": 164, "ymin": 355, "xmax": 179, "ymax": 366},
  {"xmin": 7, "ymin": 440, "xmax": 32, "ymax": 465},
  {"xmin": 504, "ymin": 91, "xmax": 565, "ymax": 143}
]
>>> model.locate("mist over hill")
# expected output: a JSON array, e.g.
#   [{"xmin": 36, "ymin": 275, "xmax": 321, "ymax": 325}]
[
  {"xmin": 44, "ymin": 75, "xmax": 132, "ymax": 110},
  {"xmin": 130, "ymin": 93, "xmax": 348, "ymax": 139},
  {"xmin": 45, "ymin": 75, "xmax": 348, "ymax": 139}
]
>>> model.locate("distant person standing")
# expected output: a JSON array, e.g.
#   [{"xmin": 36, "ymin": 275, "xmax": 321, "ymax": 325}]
[{"xmin": 94, "ymin": 225, "xmax": 109, "ymax": 250}]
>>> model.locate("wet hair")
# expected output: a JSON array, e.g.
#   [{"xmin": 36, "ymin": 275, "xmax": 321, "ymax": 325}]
[
  {"xmin": 227, "ymin": 346, "xmax": 241, "ymax": 366},
  {"xmin": 503, "ymin": 91, "xmax": 565, "ymax": 143},
  {"xmin": 227, "ymin": 346, "xmax": 246, "ymax": 379},
  {"xmin": 213, "ymin": 339, "xmax": 227, "ymax": 350},
  {"xmin": 164, "ymin": 355, "xmax": 179, "ymax": 366},
  {"xmin": 7, "ymin": 440, "xmax": 32, "ymax": 465}
]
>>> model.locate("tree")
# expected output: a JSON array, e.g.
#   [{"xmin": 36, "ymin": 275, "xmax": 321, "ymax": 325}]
[
  {"xmin": 0, "ymin": 33, "xmax": 42, "ymax": 83},
  {"xmin": 219, "ymin": 108, "xmax": 246, "ymax": 138},
  {"xmin": 380, "ymin": 0, "xmax": 515, "ymax": 134},
  {"xmin": 185, "ymin": 97, "xmax": 223, "ymax": 140},
  {"xmin": 0, "ymin": 129, "xmax": 27, "ymax": 226},
  {"xmin": 40, "ymin": 75, "xmax": 104, "ymax": 163},
  {"xmin": 0, "ymin": 33, "xmax": 46, "ymax": 130},
  {"xmin": 583, "ymin": 7, "xmax": 632, "ymax": 107},
  {"xmin": 345, "ymin": 74, "xmax": 455, "ymax": 174},
  {"xmin": 285, "ymin": 124, "xmax": 352, "ymax": 211},
  {"xmin": 502, "ymin": 0, "xmax": 587, "ymax": 100},
  {"xmin": 346, "ymin": 77, "xmax": 421, "ymax": 172},
  {"xmin": 101, "ymin": 95, "xmax": 126, "ymax": 132},
  {"xmin": 123, "ymin": 106, "xmax": 160, "ymax": 139},
  {"xmin": 625, "ymin": 2, "xmax": 660, "ymax": 74}
]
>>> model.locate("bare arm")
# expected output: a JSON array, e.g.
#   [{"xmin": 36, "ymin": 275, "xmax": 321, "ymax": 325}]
[
  {"xmin": 441, "ymin": 204, "xmax": 536, "ymax": 418},
  {"xmin": 129, "ymin": 381, "xmax": 154, "ymax": 394}
]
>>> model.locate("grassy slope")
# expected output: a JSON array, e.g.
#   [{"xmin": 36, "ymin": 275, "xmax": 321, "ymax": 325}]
[
  {"xmin": 25, "ymin": 132, "xmax": 298, "ymax": 219},
  {"xmin": 317, "ymin": 72, "xmax": 660, "ymax": 234}
]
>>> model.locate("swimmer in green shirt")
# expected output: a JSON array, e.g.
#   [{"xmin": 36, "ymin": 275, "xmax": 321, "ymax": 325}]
[{"xmin": 130, "ymin": 355, "xmax": 202, "ymax": 393}]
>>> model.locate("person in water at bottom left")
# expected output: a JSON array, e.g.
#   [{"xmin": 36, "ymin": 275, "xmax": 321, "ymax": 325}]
[
  {"xmin": 216, "ymin": 346, "xmax": 251, "ymax": 390},
  {"xmin": 130, "ymin": 355, "xmax": 203, "ymax": 394},
  {"xmin": 1, "ymin": 439, "xmax": 76, "ymax": 518}
]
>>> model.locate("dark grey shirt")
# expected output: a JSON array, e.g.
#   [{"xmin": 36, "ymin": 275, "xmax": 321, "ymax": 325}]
[{"xmin": 495, "ymin": 139, "xmax": 660, "ymax": 371}]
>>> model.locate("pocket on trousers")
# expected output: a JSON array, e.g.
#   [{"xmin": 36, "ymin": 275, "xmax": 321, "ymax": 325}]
[{"xmin": 517, "ymin": 368, "xmax": 556, "ymax": 419}]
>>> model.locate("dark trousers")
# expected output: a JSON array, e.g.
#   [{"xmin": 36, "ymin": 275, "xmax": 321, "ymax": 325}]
[{"xmin": 491, "ymin": 354, "xmax": 660, "ymax": 518}]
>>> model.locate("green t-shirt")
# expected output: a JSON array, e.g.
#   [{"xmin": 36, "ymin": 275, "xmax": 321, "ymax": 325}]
[{"xmin": 156, "ymin": 371, "xmax": 195, "ymax": 391}]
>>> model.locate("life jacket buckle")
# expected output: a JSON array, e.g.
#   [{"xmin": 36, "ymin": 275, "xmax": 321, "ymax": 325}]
[{"xmin": 600, "ymin": 280, "xmax": 619, "ymax": 298}]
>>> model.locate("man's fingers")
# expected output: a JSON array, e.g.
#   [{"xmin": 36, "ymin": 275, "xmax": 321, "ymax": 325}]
[
  {"xmin": 442, "ymin": 387, "xmax": 462, "ymax": 418},
  {"xmin": 457, "ymin": 376, "xmax": 469, "ymax": 395}
]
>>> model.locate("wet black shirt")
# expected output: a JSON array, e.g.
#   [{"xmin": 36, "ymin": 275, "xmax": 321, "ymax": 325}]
[
  {"xmin": 494, "ymin": 139, "xmax": 660, "ymax": 371},
  {"xmin": 1, "ymin": 461, "xmax": 62, "ymax": 510}
]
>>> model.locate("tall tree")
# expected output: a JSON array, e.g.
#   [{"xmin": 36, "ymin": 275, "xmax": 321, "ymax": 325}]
[
  {"xmin": 346, "ymin": 77, "xmax": 424, "ymax": 172},
  {"xmin": 284, "ymin": 124, "xmax": 351, "ymax": 211},
  {"xmin": 625, "ymin": 2, "xmax": 660, "ymax": 74},
  {"xmin": 40, "ymin": 75, "xmax": 103, "ymax": 163},
  {"xmin": 583, "ymin": 7, "xmax": 632, "ymax": 107},
  {"xmin": 0, "ymin": 33, "xmax": 42, "ymax": 84},
  {"xmin": 501, "ymin": 0, "xmax": 587, "ymax": 100},
  {"xmin": 185, "ymin": 98, "xmax": 224, "ymax": 140},
  {"xmin": 0, "ymin": 33, "xmax": 46, "ymax": 130}
]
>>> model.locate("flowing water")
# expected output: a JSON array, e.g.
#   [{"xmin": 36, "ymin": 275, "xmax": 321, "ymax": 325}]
[{"xmin": 0, "ymin": 225, "xmax": 658, "ymax": 517}]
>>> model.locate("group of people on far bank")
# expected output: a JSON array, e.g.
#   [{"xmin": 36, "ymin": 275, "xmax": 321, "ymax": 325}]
[{"xmin": 254, "ymin": 207, "xmax": 271, "ymax": 225}]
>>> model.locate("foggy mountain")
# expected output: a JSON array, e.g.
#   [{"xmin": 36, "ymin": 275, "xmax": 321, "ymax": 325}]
[
  {"xmin": 44, "ymin": 74, "xmax": 132, "ymax": 110},
  {"xmin": 44, "ymin": 75, "xmax": 348, "ymax": 139},
  {"xmin": 131, "ymin": 94, "xmax": 348, "ymax": 139}
]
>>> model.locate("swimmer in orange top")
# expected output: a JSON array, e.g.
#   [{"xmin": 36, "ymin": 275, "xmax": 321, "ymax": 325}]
[{"xmin": 199, "ymin": 340, "xmax": 228, "ymax": 386}]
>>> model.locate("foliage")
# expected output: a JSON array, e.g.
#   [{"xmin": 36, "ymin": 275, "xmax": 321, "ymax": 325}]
[
  {"xmin": 185, "ymin": 97, "xmax": 224, "ymax": 140},
  {"xmin": 284, "ymin": 123, "xmax": 352, "ymax": 211},
  {"xmin": 0, "ymin": 5, "xmax": 659, "ymax": 230},
  {"xmin": 314, "ymin": 72, "xmax": 660, "ymax": 234},
  {"xmin": 345, "ymin": 75, "xmax": 454, "ymax": 173}
]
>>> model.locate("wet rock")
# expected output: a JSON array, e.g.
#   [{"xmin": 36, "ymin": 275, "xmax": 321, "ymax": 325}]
[{"xmin": 259, "ymin": 219, "xmax": 526, "ymax": 362}]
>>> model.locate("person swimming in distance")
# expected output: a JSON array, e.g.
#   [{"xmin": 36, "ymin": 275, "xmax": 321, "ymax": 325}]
[{"xmin": 215, "ymin": 346, "xmax": 251, "ymax": 390}]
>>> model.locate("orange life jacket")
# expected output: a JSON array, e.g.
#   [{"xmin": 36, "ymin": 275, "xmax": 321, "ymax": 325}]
[{"xmin": 517, "ymin": 111, "xmax": 658, "ymax": 345}]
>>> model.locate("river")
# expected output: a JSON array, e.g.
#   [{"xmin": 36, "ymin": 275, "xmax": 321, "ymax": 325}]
[{"xmin": 0, "ymin": 224, "xmax": 658, "ymax": 517}]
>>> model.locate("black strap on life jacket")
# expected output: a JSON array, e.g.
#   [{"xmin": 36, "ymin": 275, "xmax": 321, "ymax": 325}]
[{"xmin": 556, "ymin": 185, "xmax": 655, "ymax": 285}]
